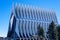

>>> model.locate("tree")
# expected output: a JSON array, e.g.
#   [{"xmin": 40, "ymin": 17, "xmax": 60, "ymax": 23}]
[
  {"xmin": 57, "ymin": 25, "xmax": 60, "ymax": 40},
  {"xmin": 47, "ymin": 21, "xmax": 58, "ymax": 40},
  {"xmin": 37, "ymin": 25, "xmax": 44, "ymax": 40}
]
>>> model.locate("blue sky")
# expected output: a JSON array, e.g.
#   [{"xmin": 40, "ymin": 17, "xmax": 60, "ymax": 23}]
[{"xmin": 0, "ymin": 0, "xmax": 60, "ymax": 37}]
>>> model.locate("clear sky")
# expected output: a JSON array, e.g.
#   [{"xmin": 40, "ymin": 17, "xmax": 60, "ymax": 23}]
[{"xmin": 0, "ymin": 0, "xmax": 60, "ymax": 37}]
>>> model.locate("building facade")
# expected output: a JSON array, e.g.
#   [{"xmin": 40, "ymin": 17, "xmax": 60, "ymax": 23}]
[{"xmin": 7, "ymin": 4, "xmax": 58, "ymax": 39}]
